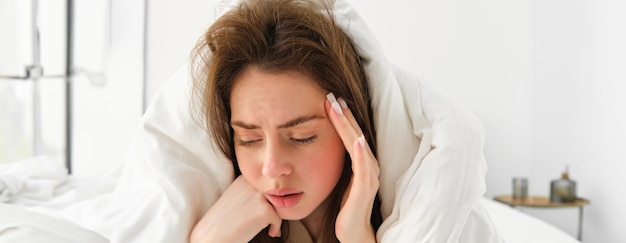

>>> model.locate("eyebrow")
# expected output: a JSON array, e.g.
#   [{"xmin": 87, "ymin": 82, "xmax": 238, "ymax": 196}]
[{"xmin": 231, "ymin": 115, "xmax": 323, "ymax": 130}]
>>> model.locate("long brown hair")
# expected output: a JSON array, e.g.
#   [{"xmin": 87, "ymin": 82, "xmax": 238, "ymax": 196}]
[{"xmin": 191, "ymin": 0, "xmax": 381, "ymax": 242}]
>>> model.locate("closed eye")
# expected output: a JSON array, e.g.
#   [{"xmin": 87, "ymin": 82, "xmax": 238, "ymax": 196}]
[
  {"xmin": 238, "ymin": 139, "xmax": 261, "ymax": 147},
  {"xmin": 291, "ymin": 135, "xmax": 317, "ymax": 145}
]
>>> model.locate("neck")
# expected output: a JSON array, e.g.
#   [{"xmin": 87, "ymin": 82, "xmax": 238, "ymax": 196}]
[{"xmin": 301, "ymin": 197, "xmax": 330, "ymax": 242}]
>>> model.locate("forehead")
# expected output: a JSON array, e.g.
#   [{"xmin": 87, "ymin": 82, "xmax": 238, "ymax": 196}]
[{"xmin": 230, "ymin": 67, "xmax": 327, "ymax": 123}]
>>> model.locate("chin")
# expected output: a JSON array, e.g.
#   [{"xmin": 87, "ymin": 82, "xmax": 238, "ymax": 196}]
[{"xmin": 276, "ymin": 208, "xmax": 310, "ymax": 220}]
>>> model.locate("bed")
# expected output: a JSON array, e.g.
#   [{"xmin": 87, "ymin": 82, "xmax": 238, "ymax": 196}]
[{"xmin": 0, "ymin": 157, "xmax": 579, "ymax": 243}]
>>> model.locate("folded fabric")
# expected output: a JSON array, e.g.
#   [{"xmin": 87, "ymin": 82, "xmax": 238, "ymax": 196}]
[
  {"xmin": 55, "ymin": 0, "xmax": 503, "ymax": 242},
  {"xmin": 0, "ymin": 156, "xmax": 68, "ymax": 206}
]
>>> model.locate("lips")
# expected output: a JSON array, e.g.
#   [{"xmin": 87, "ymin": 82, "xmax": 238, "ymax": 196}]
[{"xmin": 265, "ymin": 189, "xmax": 304, "ymax": 208}]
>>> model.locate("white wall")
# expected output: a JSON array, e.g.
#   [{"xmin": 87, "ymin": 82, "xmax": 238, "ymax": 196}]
[
  {"xmin": 145, "ymin": 0, "xmax": 217, "ymax": 105},
  {"xmin": 531, "ymin": 0, "xmax": 626, "ymax": 241},
  {"xmin": 71, "ymin": 0, "xmax": 145, "ymax": 176},
  {"xmin": 347, "ymin": 0, "xmax": 534, "ymax": 210},
  {"xmin": 145, "ymin": 0, "xmax": 624, "ymax": 242}
]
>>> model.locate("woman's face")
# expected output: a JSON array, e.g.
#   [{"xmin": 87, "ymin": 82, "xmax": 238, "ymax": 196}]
[{"xmin": 230, "ymin": 67, "xmax": 345, "ymax": 220}]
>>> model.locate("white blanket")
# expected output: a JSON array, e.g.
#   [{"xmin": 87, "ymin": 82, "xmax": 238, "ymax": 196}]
[
  {"xmin": 0, "ymin": 203, "xmax": 107, "ymax": 243},
  {"xmin": 481, "ymin": 198, "xmax": 580, "ymax": 243},
  {"xmin": 50, "ymin": 0, "xmax": 502, "ymax": 242},
  {"xmin": 0, "ymin": 156, "xmax": 67, "ymax": 206}
]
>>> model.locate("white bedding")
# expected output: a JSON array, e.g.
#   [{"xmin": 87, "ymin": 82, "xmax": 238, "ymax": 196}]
[
  {"xmin": 0, "ymin": 161, "xmax": 116, "ymax": 243},
  {"xmin": 0, "ymin": 203, "xmax": 107, "ymax": 243},
  {"xmin": 480, "ymin": 198, "xmax": 580, "ymax": 243},
  {"xmin": 0, "ymin": 156, "xmax": 67, "ymax": 206},
  {"xmin": 0, "ymin": 0, "xmax": 580, "ymax": 242},
  {"xmin": 0, "ymin": 188, "xmax": 580, "ymax": 243},
  {"xmin": 0, "ymin": 158, "xmax": 578, "ymax": 242}
]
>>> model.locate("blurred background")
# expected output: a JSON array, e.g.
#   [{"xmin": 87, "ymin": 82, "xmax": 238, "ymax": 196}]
[{"xmin": 1, "ymin": 0, "xmax": 624, "ymax": 242}]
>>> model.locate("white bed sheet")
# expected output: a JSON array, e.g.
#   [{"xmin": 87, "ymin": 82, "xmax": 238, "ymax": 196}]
[
  {"xmin": 0, "ymin": 156, "xmax": 579, "ymax": 243},
  {"xmin": 0, "ymin": 203, "xmax": 108, "ymax": 243},
  {"xmin": 0, "ymin": 169, "xmax": 116, "ymax": 243},
  {"xmin": 480, "ymin": 198, "xmax": 580, "ymax": 243},
  {"xmin": 0, "ymin": 184, "xmax": 581, "ymax": 243},
  {"xmin": 0, "ymin": 157, "xmax": 578, "ymax": 243}
]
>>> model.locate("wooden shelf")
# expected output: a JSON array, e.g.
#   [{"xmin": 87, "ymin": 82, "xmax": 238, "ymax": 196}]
[{"xmin": 494, "ymin": 195, "xmax": 589, "ymax": 208}]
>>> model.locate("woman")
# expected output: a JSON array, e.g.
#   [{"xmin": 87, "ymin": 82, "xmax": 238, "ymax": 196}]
[
  {"xmin": 189, "ymin": 0, "xmax": 382, "ymax": 242},
  {"xmin": 11, "ymin": 0, "xmax": 501, "ymax": 242}
]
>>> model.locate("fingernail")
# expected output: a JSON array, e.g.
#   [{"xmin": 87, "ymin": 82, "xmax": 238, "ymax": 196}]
[
  {"xmin": 326, "ymin": 92, "xmax": 337, "ymax": 104},
  {"xmin": 358, "ymin": 135, "xmax": 366, "ymax": 148},
  {"xmin": 332, "ymin": 102, "xmax": 344, "ymax": 116},
  {"xmin": 326, "ymin": 92, "xmax": 343, "ymax": 116},
  {"xmin": 337, "ymin": 97, "xmax": 348, "ymax": 109}
]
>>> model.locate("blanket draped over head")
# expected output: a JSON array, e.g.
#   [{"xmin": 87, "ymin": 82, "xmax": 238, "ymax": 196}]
[{"xmin": 58, "ymin": 0, "xmax": 503, "ymax": 242}]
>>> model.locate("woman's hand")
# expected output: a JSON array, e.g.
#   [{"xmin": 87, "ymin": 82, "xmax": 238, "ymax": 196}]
[
  {"xmin": 190, "ymin": 176, "xmax": 282, "ymax": 243},
  {"xmin": 325, "ymin": 93, "xmax": 379, "ymax": 243}
]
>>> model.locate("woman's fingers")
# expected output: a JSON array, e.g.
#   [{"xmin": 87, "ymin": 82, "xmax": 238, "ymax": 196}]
[
  {"xmin": 232, "ymin": 177, "xmax": 283, "ymax": 238},
  {"xmin": 335, "ymin": 136, "xmax": 377, "ymax": 243},
  {"xmin": 337, "ymin": 97, "xmax": 363, "ymax": 139},
  {"xmin": 325, "ymin": 92, "xmax": 363, "ymax": 154},
  {"xmin": 267, "ymin": 214, "xmax": 282, "ymax": 237},
  {"xmin": 326, "ymin": 93, "xmax": 379, "ymax": 243},
  {"xmin": 326, "ymin": 93, "xmax": 377, "ymax": 169},
  {"xmin": 325, "ymin": 92, "xmax": 379, "ymax": 197},
  {"xmin": 190, "ymin": 176, "xmax": 282, "ymax": 242},
  {"xmin": 347, "ymin": 134, "xmax": 378, "ymax": 206}
]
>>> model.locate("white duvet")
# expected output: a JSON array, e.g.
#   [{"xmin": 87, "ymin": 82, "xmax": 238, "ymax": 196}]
[{"xmin": 32, "ymin": 0, "xmax": 503, "ymax": 242}]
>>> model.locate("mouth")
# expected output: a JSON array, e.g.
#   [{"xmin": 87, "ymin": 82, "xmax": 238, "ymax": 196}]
[{"xmin": 265, "ymin": 189, "xmax": 304, "ymax": 208}]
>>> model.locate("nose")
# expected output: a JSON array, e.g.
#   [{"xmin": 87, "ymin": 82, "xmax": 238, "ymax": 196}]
[{"xmin": 261, "ymin": 139, "xmax": 293, "ymax": 178}]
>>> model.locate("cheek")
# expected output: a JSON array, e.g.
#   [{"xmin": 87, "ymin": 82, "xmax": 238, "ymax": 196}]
[
  {"xmin": 322, "ymin": 144, "xmax": 344, "ymax": 172},
  {"xmin": 308, "ymin": 134, "xmax": 346, "ymax": 183},
  {"xmin": 234, "ymin": 150, "xmax": 261, "ymax": 179}
]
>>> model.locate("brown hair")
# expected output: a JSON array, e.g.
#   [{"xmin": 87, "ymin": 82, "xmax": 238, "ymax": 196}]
[{"xmin": 191, "ymin": 0, "xmax": 381, "ymax": 242}]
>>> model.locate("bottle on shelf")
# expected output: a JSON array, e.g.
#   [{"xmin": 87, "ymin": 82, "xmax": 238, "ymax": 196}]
[{"xmin": 550, "ymin": 166, "xmax": 577, "ymax": 203}]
